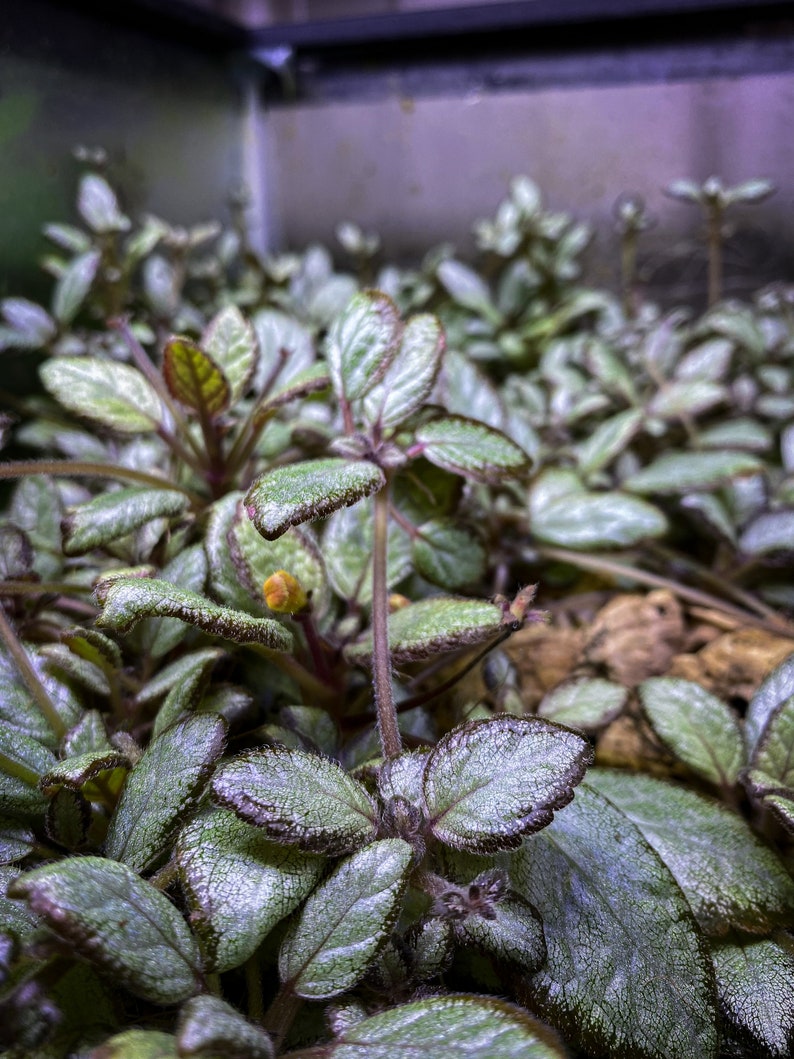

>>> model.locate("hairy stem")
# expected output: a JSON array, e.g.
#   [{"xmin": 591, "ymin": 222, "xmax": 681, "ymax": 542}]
[
  {"xmin": 0, "ymin": 459, "xmax": 203, "ymax": 506},
  {"xmin": 0, "ymin": 606, "xmax": 67, "ymax": 740},
  {"xmin": 263, "ymin": 984, "xmax": 302, "ymax": 1050},
  {"xmin": 245, "ymin": 954, "xmax": 265, "ymax": 1024},
  {"xmin": 372, "ymin": 483, "xmax": 401, "ymax": 759}
]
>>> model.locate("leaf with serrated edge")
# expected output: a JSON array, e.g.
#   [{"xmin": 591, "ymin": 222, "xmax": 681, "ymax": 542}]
[
  {"xmin": 458, "ymin": 894, "xmax": 546, "ymax": 972},
  {"xmin": 745, "ymin": 652, "xmax": 794, "ymax": 756},
  {"xmin": 279, "ymin": 838, "xmax": 412, "ymax": 999},
  {"xmin": 346, "ymin": 597, "xmax": 505, "ymax": 666},
  {"xmin": 163, "ymin": 337, "xmax": 230, "ymax": 417},
  {"xmin": 512, "ymin": 782, "xmax": 718, "ymax": 1059},
  {"xmin": 178, "ymin": 995, "xmax": 274, "ymax": 1059},
  {"xmin": 95, "ymin": 577, "xmax": 292, "ymax": 651},
  {"xmin": 538, "ymin": 679, "xmax": 627, "ymax": 732},
  {"xmin": 711, "ymin": 939, "xmax": 794, "ymax": 1059},
  {"xmin": 62, "ymin": 487, "xmax": 188, "ymax": 556},
  {"xmin": 416, "ymin": 416, "xmax": 530, "ymax": 484},
  {"xmin": 245, "ymin": 458, "xmax": 385, "ymax": 540},
  {"xmin": 377, "ymin": 750, "xmax": 431, "ymax": 810},
  {"xmin": 323, "ymin": 995, "xmax": 566, "ymax": 1058},
  {"xmin": 140, "ymin": 544, "xmax": 209, "ymax": 659},
  {"xmin": 325, "ymin": 289, "xmax": 401, "ymax": 403},
  {"xmin": 177, "ymin": 807, "xmax": 323, "ymax": 973},
  {"xmin": 8, "ymin": 856, "xmax": 202, "ymax": 1004},
  {"xmin": 587, "ymin": 769, "xmax": 794, "ymax": 935},
  {"xmin": 362, "ymin": 313, "xmax": 445, "ymax": 430},
  {"xmin": 424, "ymin": 716, "xmax": 592, "ymax": 852},
  {"xmin": 105, "ymin": 714, "xmax": 226, "ymax": 873},
  {"xmin": 201, "ymin": 305, "xmax": 258, "ymax": 404},
  {"xmin": 638, "ymin": 678, "xmax": 745, "ymax": 788},
  {"xmin": 211, "ymin": 745, "xmax": 377, "ymax": 854},
  {"xmin": 40, "ymin": 356, "xmax": 162, "ymax": 434}
]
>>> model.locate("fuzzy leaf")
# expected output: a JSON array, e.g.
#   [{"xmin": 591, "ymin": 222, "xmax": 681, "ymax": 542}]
[
  {"xmin": 345, "ymin": 597, "xmax": 505, "ymax": 665},
  {"xmin": 423, "ymin": 716, "xmax": 592, "ymax": 852},
  {"xmin": 177, "ymin": 807, "xmax": 324, "ymax": 973},
  {"xmin": 538, "ymin": 679, "xmax": 627, "ymax": 732},
  {"xmin": 745, "ymin": 652, "xmax": 794, "ymax": 756},
  {"xmin": 529, "ymin": 474, "xmax": 668, "ymax": 548},
  {"xmin": 8, "ymin": 857, "xmax": 202, "ymax": 1004},
  {"xmin": 362, "ymin": 313, "xmax": 445, "ymax": 429},
  {"xmin": 587, "ymin": 769, "xmax": 794, "ymax": 935},
  {"xmin": 739, "ymin": 510, "xmax": 794, "ymax": 556},
  {"xmin": 458, "ymin": 893, "xmax": 546, "ymax": 972},
  {"xmin": 711, "ymin": 939, "xmax": 794, "ymax": 1059},
  {"xmin": 139, "ymin": 544, "xmax": 209, "ymax": 659},
  {"xmin": 163, "ymin": 337, "xmax": 231, "ymax": 417},
  {"xmin": 512, "ymin": 782, "xmax": 718, "ymax": 1059},
  {"xmin": 416, "ymin": 416, "xmax": 531, "ymax": 484},
  {"xmin": 40, "ymin": 356, "xmax": 162, "ymax": 434},
  {"xmin": 575, "ymin": 408, "xmax": 644, "ymax": 477},
  {"xmin": 319, "ymin": 994, "xmax": 570, "ymax": 1058},
  {"xmin": 245, "ymin": 458, "xmax": 385, "ymax": 540},
  {"xmin": 413, "ymin": 518, "xmax": 486, "ymax": 590},
  {"xmin": 96, "ymin": 577, "xmax": 293, "ymax": 651},
  {"xmin": 136, "ymin": 648, "xmax": 225, "ymax": 709},
  {"xmin": 77, "ymin": 173, "xmax": 130, "ymax": 233},
  {"xmin": 0, "ymin": 818, "xmax": 35, "ymax": 864},
  {"xmin": 747, "ymin": 693, "xmax": 794, "ymax": 812},
  {"xmin": 61, "ymin": 627, "xmax": 122, "ymax": 673},
  {"xmin": 40, "ymin": 750, "xmax": 129, "ymax": 801},
  {"xmin": 211, "ymin": 746, "xmax": 378, "ymax": 854},
  {"xmin": 0, "ymin": 646, "xmax": 62, "ymax": 746},
  {"xmin": 624, "ymin": 451, "xmax": 763, "ymax": 495},
  {"xmin": 178, "ymin": 995, "xmax": 274, "ymax": 1058},
  {"xmin": 325, "ymin": 290, "xmax": 401, "ymax": 403},
  {"xmin": 252, "ymin": 308, "xmax": 314, "ymax": 393},
  {"xmin": 105, "ymin": 714, "xmax": 226, "ymax": 873},
  {"xmin": 647, "ymin": 379, "xmax": 725, "ymax": 419},
  {"xmin": 201, "ymin": 305, "xmax": 258, "ymax": 404},
  {"xmin": 743, "ymin": 771, "xmax": 794, "ymax": 833},
  {"xmin": 438, "ymin": 259, "xmax": 498, "ymax": 317},
  {"xmin": 377, "ymin": 750, "xmax": 431, "ymax": 810},
  {"xmin": 0, "ymin": 721, "xmax": 55, "ymax": 817},
  {"xmin": 0, "ymin": 297, "xmax": 56, "ymax": 348},
  {"xmin": 699, "ymin": 417, "xmax": 772, "ymax": 452},
  {"xmin": 52, "ymin": 249, "xmax": 101, "ymax": 324},
  {"xmin": 62, "ymin": 487, "xmax": 188, "ymax": 556},
  {"xmin": 638, "ymin": 677, "xmax": 745, "ymax": 787},
  {"xmin": 10, "ymin": 475, "xmax": 65, "ymax": 580},
  {"xmin": 279, "ymin": 838, "xmax": 412, "ymax": 999},
  {"xmin": 150, "ymin": 652, "xmax": 219, "ymax": 738}
]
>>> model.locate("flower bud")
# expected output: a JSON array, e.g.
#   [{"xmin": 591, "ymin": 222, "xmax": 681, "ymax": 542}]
[{"xmin": 263, "ymin": 570, "xmax": 308, "ymax": 614}]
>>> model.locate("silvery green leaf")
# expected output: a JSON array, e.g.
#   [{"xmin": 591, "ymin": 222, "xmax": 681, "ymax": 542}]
[
  {"xmin": 201, "ymin": 305, "xmax": 258, "ymax": 404},
  {"xmin": 320, "ymin": 995, "xmax": 568, "ymax": 1058},
  {"xmin": 212, "ymin": 745, "xmax": 377, "ymax": 854},
  {"xmin": 45, "ymin": 786, "xmax": 92, "ymax": 851},
  {"xmin": 105, "ymin": 714, "xmax": 226, "ymax": 873},
  {"xmin": 538, "ymin": 679, "xmax": 627, "ymax": 732},
  {"xmin": 139, "ymin": 544, "xmax": 210, "ymax": 658},
  {"xmin": 86, "ymin": 1030, "xmax": 178, "ymax": 1058},
  {"xmin": 0, "ymin": 525, "xmax": 32, "ymax": 580},
  {"xmin": 325, "ymin": 290, "xmax": 401, "ymax": 403},
  {"xmin": 624, "ymin": 451, "xmax": 763, "ymax": 494},
  {"xmin": 10, "ymin": 475, "xmax": 64, "ymax": 579},
  {"xmin": 424, "ymin": 716, "xmax": 592, "ymax": 852},
  {"xmin": 749, "ymin": 692, "xmax": 794, "ymax": 793},
  {"xmin": 727, "ymin": 177, "xmax": 775, "ymax": 203},
  {"xmin": 8, "ymin": 856, "xmax": 202, "ymax": 1004},
  {"xmin": 711, "ymin": 938, "xmax": 794, "ymax": 1058},
  {"xmin": 647, "ymin": 379, "xmax": 725, "ymax": 419},
  {"xmin": 638, "ymin": 677, "xmax": 745, "ymax": 787},
  {"xmin": 44, "ymin": 221, "xmax": 92, "ymax": 253},
  {"xmin": 442, "ymin": 351, "xmax": 506, "ymax": 430},
  {"xmin": 261, "ymin": 361, "xmax": 330, "ymax": 411},
  {"xmin": 95, "ymin": 577, "xmax": 293, "ymax": 651},
  {"xmin": 740, "ymin": 510, "xmax": 794, "ymax": 556},
  {"xmin": 575, "ymin": 408, "xmax": 644, "ymax": 478},
  {"xmin": 63, "ymin": 709, "xmax": 112, "ymax": 757},
  {"xmin": 0, "ymin": 866, "xmax": 39, "ymax": 939},
  {"xmin": 77, "ymin": 173, "xmax": 130, "ymax": 233},
  {"xmin": 0, "ymin": 297, "xmax": 56, "ymax": 348},
  {"xmin": 245, "ymin": 459, "xmax": 385, "ymax": 541},
  {"xmin": 680, "ymin": 493, "xmax": 737, "ymax": 545},
  {"xmin": 437, "ymin": 260, "xmax": 500, "ymax": 323},
  {"xmin": 586, "ymin": 769, "xmax": 794, "ymax": 935},
  {"xmin": 362, "ymin": 313, "xmax": 444, "ymax": 429},
  {"xmin": 416, "ymin": 416, "xmax": 531, "ymax": 484},
  {"xmin": 666, "ymin": 179, "xmax": 703, "ymax": 202},
  {"xmin": 280, "ymin": 705, "xmax": 338, "ymax": 757},
  {"xmin": 699, "ymin": 417, "xmax": 772, "ymax": 452},
  {"xmin": 0, "ymin": 721, "xmax": 55, "ymax": 817},
  {"xmin": 345, "ymin": 597, "xmax": 505, "ymax": 666},
  {"xmin": 705, "ymin": 305, "xmax": 766, "ymax": 356},
  {"xmin": 52, "ymin": 249, "xmax": 101, "ymax": 324},
  {"xmin": 512, "ymin": 782, "xmax": 718, "ymax": 1059},
  {"xmin": 279, "ymin": 838, "xmax": 412, "ymax": 999},
  {"xmin": 62, "ymin": 487, "xmax": 188, "ymax": 556},
  {"xmin": 205, "ymin": 492, "xmax": 257, "ymax": 611},
  {"xmin": 745, "ymin": 653, "xmax": 794, "ymax": 756},
  {"xmin": 40, "ymin": 357, "xmax": 163, "ymax": 434},
  {"xmin": 177, "ymin": 807, "xmax": 323, "ymax": 973},
  {"xmin": 529, "ymin": 478, "xmax": 668, "ymax": 549},
  {"xmin": 307, "ymin": 274, "xmax": 359, "ymax": 328},
  {"xmin": 252, "ymin": 308, "xmax": 314, "ymax": 393},
  {"xmin": 458, "ymin": 893, "xmax": 546, "ymax": 972},
  {"xmin": 323, "ymin": 500, "xmax": 412, "ymax": 605},
  {"xmin": 674, "ymin": 337, "xmax": 733, "ymax": 380},
  {"xmin": 743, "ymin": 769, "xmax": 794, "ymax": 833},
  {"xmin": 151, "ymin": 651, "xmax": 220, "ymax": 738},
  {"xmin": 143, "ymin": 255, "xmax": 180, "ymax": 318},
  {"xmin": 62, "ymin": 626, "xmax": 122, "ymax": 675},
  {"xmin": 40, "ymin": 749, "xmax": 129, "ymax": 801},
  {"xmin": 0, "ymin": 818, "xmax": 35, "ymax": 865},
  {"xmin": 178, "ymin": 994, "xmax": 274, "ymax": 1059},
  {"xmin": 413, "ymin": 518, "xmax": 486, "ymax": 591},
  {"xmin": 377, "ymin": 750, "xmax": 431, "ymax": 810},
  {"xmin": 0, "ymin": 646, "xmax": 60, "ymax": 746}
]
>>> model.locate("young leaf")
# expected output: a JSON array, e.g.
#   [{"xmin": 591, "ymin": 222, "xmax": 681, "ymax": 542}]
[
  {"xmin": 317, "ymin": 994, "xmax": 567, "ymax": 1058},
  {"xmin": 0, "ymin": 297, "xmax": 56, "ymax": 349},
  {"xmin": 201, "ymin": 305, "xmax": 258, "ymax": 404},
  {"xmin": 711, "ymin": 938, "xmax": 794, "ymax": 1059},
  {"xmin": 178, "ymin": 995, "xmax": 274, "ymax": 1059},
  {"xmin": 457, "ymin": 893, "xmax": 546, "ymax": 973},
  {"xmin": 62, "ymin": 487, "xmax": 189, "ymax": 556},
  {"xmin": 77, "ymin": 173, "xmax": 130, "ymax": 233},
  {"xmin": 0, "ymin": 646, "xmax": 63, "ymax": 747},
  {"xmin": 412, "ymin": 518, "xmax": 486, "ymax": 591},
  {"xmin": 415, "ymin": 416, "xmax": 531, "ymax": 484},
  {"xmin": 245, "ymin": 458, "xmax": 385, "ymax": 541},
  {"xmin": 95, "ymin": 577, "xmax": 293, "ymax": 651},
  {"xmin": 211, "ymin": 746, "xmax": 378, "ymax": 854},
  {"xmin": 362, "ymin": 313, "xmax": 445, "ymax": 430},
  {"xmin": 40, "ymin": 750, "xmax": 130, "ymax": 802},
  {"xmin": 538, "ymin": 678, "xmax": 627, "ymax": 732},
  {"xmin": 163, "ymin": 337, "xmax": 231, "ymax": 417},
  {"xmin": 638, "ymin": 677, "xmax": 745, "ymax": 788},
  {"xmin": 743, "ymin": 772, "xmax": 794, "ymax": 834},
  {"xmin": 423, "ymin": 716, "xmax": 592, "ymax": 852},
  {"xmin": 587, "ymin": 769, "xmax": 794, "ymax": 935},
  {"xmin": 150, "ymin": 650, "xmax": 220, "ymax": 737},
  {"xmin": 575, "ymin": 408, "xmax": 644, "ymax": 478},
  {"xmin": 40, "ymin": 357, "xmax": 163, "ymax": 434},
  {"xmin": 325, "ymin": 289, "xmax": 401, "ymax": 403},
  {"xmin": 745, "ymin": 652, "xmax": 794, "ymax": 756},
  {"xmin": 438, "ymin": 259, "xmax": 499, "ymax": 320},
  {"xmin": 177, "ymin": 807, "xmax": 324, "ymax": 973},
  {"xmin": 623, "ymin": 451, "xmax": 763, "ymax": 495},
  {"xmin": 377, "ymin": 749, "xmax": 431, "ymax": 810},
  {"xmin": 512, "ymin": 782, "xmax": 718, "ymax": 1059},
  {"xmin": 279, "ymin": 838, "xmax": 412, "ymax": 999},
  {"xmin": 8, "ymin": 857, "xmax": 203, "ymax": 1004},
  {"xmin": 345, "ymin": 597, "xmax": 506, "ymax": 665},
  {"xmin": 105, "ymin": 714, "xmax": 226, "ymax": 873},
  {"xmin": 52, "ymin": 249, "xmax": 101, "ymax": 324}
]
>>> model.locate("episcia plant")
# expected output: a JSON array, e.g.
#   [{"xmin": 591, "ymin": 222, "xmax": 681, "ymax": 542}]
[{"xmin": 0, "ymin": 166, "xmax": 793, "ymax": 1059}]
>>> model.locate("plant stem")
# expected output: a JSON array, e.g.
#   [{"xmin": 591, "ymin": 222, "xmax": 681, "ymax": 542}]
[
  {"xmin": 295, "ymin": 612, "xmax": 333, "ymax": 684},
  {"xmin": 263, "ymin": 984, "xmax": 302, "ymax": 1050},
  {"xmin": 0, "ymin": 580, "xmax": 94, "ymax": 598},
  {"xmin": 371, "ymin": 483, "xmax": 401, "ymax": 759},
  {"xmin": 0, "ymin": 459, "xmax": 204, "ymax": 506},
  {"xmin": 706, "ymin": 204, "xmax": 723, "ymax": 307},
  {"xmin": 0, "ymin": 606, "xmax": 67, "ymax": 740},
  {"xmin": 245, "ymin": 954, "xmax": 265, "ymax": 1024},
  {"xmin": 247, "ymin": 643, "xmax": 337, "ymax": 704}
]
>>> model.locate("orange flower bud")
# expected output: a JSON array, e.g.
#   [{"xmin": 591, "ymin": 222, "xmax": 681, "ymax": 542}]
[
  {"xmin": 388, "ymin": 593, "xmax": 411, "ymax": 613},
  {"xmin": 263, "ymin": 570, "xmax": 308, "ymax": 614}
]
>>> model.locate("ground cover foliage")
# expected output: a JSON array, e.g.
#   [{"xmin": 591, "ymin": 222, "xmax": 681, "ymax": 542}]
[{"xmin": 0, "ymin": 157, "xmax": 793, "ymax": 1057}]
